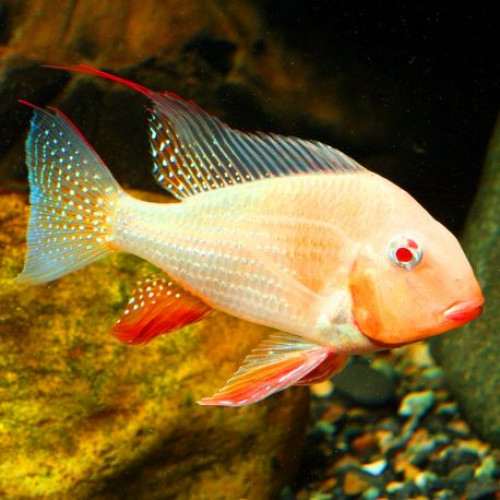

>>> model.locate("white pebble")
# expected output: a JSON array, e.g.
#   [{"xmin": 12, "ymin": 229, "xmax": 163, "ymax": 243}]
[{"xmin": 361, "ymin": 458, "xmax": 387, "ymax": 476}]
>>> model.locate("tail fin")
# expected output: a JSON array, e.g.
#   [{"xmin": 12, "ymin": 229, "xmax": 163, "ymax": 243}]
[{"xmin": 15, "ymin": 102, "xmax": 123, "ymax": 285}]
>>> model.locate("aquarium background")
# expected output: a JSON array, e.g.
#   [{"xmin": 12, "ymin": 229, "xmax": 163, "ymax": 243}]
[{"xmin": 0, "ymin": 1, "xmax": 498, "ymax": 498}]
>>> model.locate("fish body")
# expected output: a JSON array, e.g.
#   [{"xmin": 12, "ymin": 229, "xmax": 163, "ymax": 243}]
[
  {"xmin": 116, "ymin": 174, "xmax": 367, "ymax": 346},
  {"xmin": 15, "ymin": 66, "xmax": 484, "ymax": 406}
]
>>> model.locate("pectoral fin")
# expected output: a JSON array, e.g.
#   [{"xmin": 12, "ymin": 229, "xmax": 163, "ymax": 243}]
[
  {"xmin": 198, "ymin": 334, "xmax": 334, "ymax": 406},
  {"xmin": 112, "ymin": 274, "xmax": 212, "ymax": 345}
]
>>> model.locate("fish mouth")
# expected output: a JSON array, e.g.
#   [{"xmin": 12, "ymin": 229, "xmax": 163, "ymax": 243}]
[
  {"xmin": 357, "ymin": 297, "xmax": 485, "ymax": 350},
  {"xmin": 443, "ymin": 297, "xmax": 484, "ymax": 323}
]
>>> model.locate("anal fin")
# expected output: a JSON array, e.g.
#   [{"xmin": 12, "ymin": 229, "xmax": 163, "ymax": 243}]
[
  {"xmin": 198, "ymin": 334, "xmax": 334, "ymax": 406},
  {"xmin": 112, "ymin": 274, "xmax": 212, "ymax": 345}
]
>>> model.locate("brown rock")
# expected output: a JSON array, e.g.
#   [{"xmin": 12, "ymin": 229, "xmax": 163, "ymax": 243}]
[
  {"xmin": 343, "ymin": 470, "xmax": 370, "ymax": 496},
  {"xmin": 3, "ymin": 0, "xmax": 255, "ymax": 65},
  {"xmin": 352, "ymin": 432, "xmax": 379, "ymax": 454},
  {"xmin": 332, "ymin": 454, "xmax": 361, "ymax": 473},
  {"xmin": 321, "ymin": 403, "xmax": 347, "ymax": 424},
  {"xmin": 0, "ymin": 191, "xmax": 309, "ymax": 499}
]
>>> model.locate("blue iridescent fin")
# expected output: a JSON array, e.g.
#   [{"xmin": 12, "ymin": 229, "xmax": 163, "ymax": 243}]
[{"xmin": 15, "ymin": 103, "xmax": 122, "ymax": 285}]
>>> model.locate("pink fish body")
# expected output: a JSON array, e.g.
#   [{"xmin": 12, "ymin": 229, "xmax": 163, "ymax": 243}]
[{"xmin": 15, "ymin": 66, "xmax": 484, "ymax": 406}]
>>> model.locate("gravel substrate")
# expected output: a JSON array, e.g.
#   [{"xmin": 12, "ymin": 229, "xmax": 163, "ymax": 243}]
[{"xmin": 285, "ymin": 343, "xmax": 500, "ymax": 499}]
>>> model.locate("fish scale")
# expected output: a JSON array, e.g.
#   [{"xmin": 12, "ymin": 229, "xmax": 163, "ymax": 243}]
[{"xmin": 114, "ymin": 198, "xmax": 312, "ymax": 334}]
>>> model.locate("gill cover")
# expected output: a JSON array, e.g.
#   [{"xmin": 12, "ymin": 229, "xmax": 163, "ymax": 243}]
[{"xmin": 349, "ymin": 244, "xmax": 434, "ymax": 346}]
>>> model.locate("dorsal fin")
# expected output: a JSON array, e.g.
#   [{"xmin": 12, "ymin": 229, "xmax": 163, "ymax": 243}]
[
  {"xmin": 148, "ymin": 101, "xmax": 364, "ymax": 199},
  {"xmin": 47, "ymin": 65, "xmax": 364, "ymax": 200}
]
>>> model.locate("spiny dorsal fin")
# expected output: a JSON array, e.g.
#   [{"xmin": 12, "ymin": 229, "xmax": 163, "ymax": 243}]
[{"xmin": 148, "ymin": 101, "xmax": 364, "ymax": 199}]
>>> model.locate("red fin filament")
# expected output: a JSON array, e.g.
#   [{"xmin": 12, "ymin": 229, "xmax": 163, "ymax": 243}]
[
  {"xmin": 46, "ymin": 64, "xmax": 198, "ymax": 106},
  {"xmin": 112, "ymin": 274, "xmax": 212, "ymax": 345},
  {"xmin": 46, "ymin": 64, "xmax": 153, "ymax": 96}
]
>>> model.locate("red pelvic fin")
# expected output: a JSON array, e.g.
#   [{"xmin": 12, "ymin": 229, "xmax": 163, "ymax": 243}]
[
  {"xmin": 198, "ymin": 334, "xmax": 333, "ymax": 407},
  {"xmin": 295, "ymin": 352, "xmax": 349, "ymax": 385},
  {"xmin": 112, "ymin": 274, "xmax": 212, "ymax": 345}
]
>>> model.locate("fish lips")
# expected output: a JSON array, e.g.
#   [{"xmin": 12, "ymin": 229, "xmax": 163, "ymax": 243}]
[{"xmin": 443, "ymin": 297, "xmax": 484, "ymax": 323}]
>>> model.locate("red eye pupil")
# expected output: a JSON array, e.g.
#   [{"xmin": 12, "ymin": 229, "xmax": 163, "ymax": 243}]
[{"xmin": 395, "ymin": 247, "xmax": 413, "ymax": 263}]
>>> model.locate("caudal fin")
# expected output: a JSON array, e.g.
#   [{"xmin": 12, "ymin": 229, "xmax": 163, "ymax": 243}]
[{"xmin": 15, "ymin": 102, "xmax": 123, "ymax": 285}]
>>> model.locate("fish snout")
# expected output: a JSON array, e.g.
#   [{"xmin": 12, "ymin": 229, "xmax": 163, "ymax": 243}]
[{"xmin": 443, "ymin": 297, "xmax": 485, "ymax": 324}]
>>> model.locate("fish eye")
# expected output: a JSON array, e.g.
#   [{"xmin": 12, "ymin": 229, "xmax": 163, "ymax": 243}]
[{"xmin": 388, "ymin": 234, "xmax": 423, "ymax": 270}]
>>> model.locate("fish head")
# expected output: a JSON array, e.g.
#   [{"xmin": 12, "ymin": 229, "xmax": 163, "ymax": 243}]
[{"xmin": 349, "ymin": 216, "xmax": 483, "ymax": 347}]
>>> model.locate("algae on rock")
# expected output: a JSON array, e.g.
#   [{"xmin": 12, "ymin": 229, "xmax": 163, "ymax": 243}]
[
  {"xmin": 432, "ymin": 114, "xmax": 500, "ymax": 447},
  {"xmin": 0, "ymin": 191, "xmax": 309, "ymax": 499}
]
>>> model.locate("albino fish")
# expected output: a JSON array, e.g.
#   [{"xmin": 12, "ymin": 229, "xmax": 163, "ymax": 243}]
[{"xmin": 15, "ymin": 65, "xmax": 484, "ymax": 406}]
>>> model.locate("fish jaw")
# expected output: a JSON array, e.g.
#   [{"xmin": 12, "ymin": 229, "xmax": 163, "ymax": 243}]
[
  {"xmin": 442, "ymin": 297, "xmax": 484, "ymax": 325},
  {"xmin": 354, "ymin": 295, "xmax": 485, "ymax": 349}
]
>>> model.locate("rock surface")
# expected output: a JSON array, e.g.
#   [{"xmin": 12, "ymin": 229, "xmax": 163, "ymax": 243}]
[
  {"xmin": 332, "ymin": 358, "xmax": 396, "ymax": 407},
  {"xmin": 432, "ymin": 114, "xmax": 500, "ymax": 447},
  {"xmin": 0, "ymin": 191, "xmax": 309, "ymax": 499}
]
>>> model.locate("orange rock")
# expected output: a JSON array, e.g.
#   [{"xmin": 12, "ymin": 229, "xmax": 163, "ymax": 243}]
[
  {"xmin": 375, "ymin": 429, "xmax": 395, "ymax": 453},
  {"xmin": 447, "ymin": 419, "xmax": 471, "ymax": 436},
  {"xmin": 394, "ymin": 451, "xmax": 406, "ymax": 474},
  {"xmin": 332, "ymin": 454, "xmax": 362, "ymax": 473},
  {"xmin": 343, "ymin": 470, "xmax": 370, "ymax": 496},
  {"xmin": 320, "ymin": 476, "xmax": 338, "ymax": 490},
  {"xmin": 321, "ymin": 404, "xmax": 347, "ymax": 423},
  {"xmin": 407, "ymin": 427, "xmax": 430, "ymax": 448},
  {"xmin": 403, "ymin": 463, "xmax": 421, "ymax": 481},
  {"xmin": 352, "ymin": 432, "xmax": 379, "ymax": 454},
  {"xmin": 310, "ymin": 380, "xmax": 334, "ymax": 398}
]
